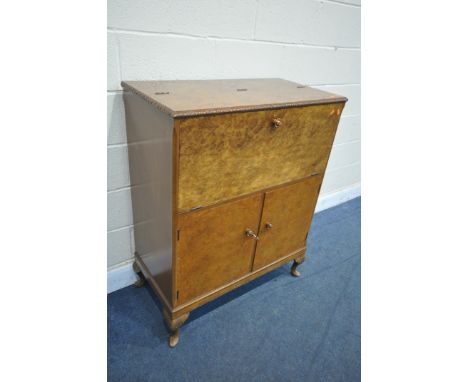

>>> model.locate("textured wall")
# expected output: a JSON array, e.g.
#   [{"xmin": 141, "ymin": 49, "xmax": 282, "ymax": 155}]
[{"xmin": 107, "ymin": 0, "xmax": 361, "ymax": 271}]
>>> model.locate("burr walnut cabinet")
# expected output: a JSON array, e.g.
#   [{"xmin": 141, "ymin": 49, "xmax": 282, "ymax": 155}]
[{"xmin": 121, "ymin": 78, "xmax": 347, "ymax": 347}]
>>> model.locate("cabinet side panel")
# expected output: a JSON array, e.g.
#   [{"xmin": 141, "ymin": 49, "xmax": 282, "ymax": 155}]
[{"xmin": 123, "ymin": 92, "xmax": 173, "ymax": 302}]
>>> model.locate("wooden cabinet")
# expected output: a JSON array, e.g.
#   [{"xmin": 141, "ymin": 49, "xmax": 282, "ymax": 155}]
[{"xmin": 122, "ymin": 78, "xmax": 346, "ymax": 347}]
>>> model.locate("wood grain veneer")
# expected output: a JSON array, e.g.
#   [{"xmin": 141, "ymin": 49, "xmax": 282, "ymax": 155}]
[
  {"xmin": 177, "ymin": 103, "xmax": 344, "ymax": 212},
  {"xmin": 122, "ymin": 78, "xmax": 347, "ymax": 347}
]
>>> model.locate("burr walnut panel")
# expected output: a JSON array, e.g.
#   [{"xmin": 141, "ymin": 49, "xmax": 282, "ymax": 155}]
[
  {"xmin": 253, "ymin": 176, "xmax": 322, "ymax": 270},
  {"xmin": 175, "ymin": 194, "xmax": 262, "ymax": 305},
  {"xmin": 177, "ymin": 103, "xmax": 344, "ymax": 212}
]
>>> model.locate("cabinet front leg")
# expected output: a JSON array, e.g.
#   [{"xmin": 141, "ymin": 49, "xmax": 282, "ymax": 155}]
[
  {"xmin": 163, "ymin": 309, "xmax": 190, "ymax": 348},
  {"xmin": 291, "ymin": 255, "xmax": 305, "ymax": 277},
  {"xmin": 132, "ymin": 261, "xmax": 145, "ymax": 288}
]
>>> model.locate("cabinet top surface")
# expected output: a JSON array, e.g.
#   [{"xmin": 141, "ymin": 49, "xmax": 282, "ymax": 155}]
[{"xmin": 121, "ymin": 78, "xmax": 347, "ymax": 117}]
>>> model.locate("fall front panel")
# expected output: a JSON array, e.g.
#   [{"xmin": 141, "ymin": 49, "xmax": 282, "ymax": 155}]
[{"xmin": 177, "ymin": 103, "xmax": 344, "ymax": 212}]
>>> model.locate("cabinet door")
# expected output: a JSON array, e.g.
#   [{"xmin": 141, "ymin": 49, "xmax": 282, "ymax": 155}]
[
  {"xmin": 252, "ymin": 176, "xmax": 322, "ymax": 271},
  {"xmin": 175, "ymin": 194, "xmax": 262, "ymax": 305}
]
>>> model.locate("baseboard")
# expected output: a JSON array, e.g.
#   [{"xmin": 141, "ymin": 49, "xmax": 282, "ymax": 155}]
[
  {"xmin": 315, "ymin": 183, "xmax": 361, "ymax": 213},
  {"xmin": 107, "ymin": 183, "xmax": 361, "ymax": 294},
  {"xmin": 107, "ymin": 261, "xmax": 138, "ymax": 294}
]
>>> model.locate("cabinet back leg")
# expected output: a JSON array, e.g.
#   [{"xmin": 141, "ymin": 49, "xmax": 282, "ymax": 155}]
[
  {"xmin": 132, "ymin": 261, "xmax": 146, "ymax": 288},
  {"xmin": 291, "ymin": 256, "xmax": 305, "ymax": 277}
]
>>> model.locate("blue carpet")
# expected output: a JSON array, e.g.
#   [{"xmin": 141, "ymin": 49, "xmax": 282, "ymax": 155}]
[{"xmin": 108, "ymin": 197, "xmax": 361, "ymax": 382}]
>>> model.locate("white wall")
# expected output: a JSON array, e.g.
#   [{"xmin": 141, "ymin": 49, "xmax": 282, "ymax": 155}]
[{"xmin": 107, "ymin": 0, "xmax": 361, "ymax": 291}]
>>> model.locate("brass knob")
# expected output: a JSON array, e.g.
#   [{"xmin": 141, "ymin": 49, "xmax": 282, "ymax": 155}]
[
  {"xmin": 245, "ymin": 229, "xmax": 259, "ymax": 240},
  {"xmin": 265, "ymin": 222, "xmax": 273, "ymax": 230},
  {"xmin": 272, "ymin": 118, "xmax": 282, "ymax": 129}
]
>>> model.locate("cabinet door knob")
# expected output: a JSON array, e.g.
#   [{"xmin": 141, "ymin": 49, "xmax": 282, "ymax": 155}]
[
  {"xmin": 265, "ymin": 222, "xmax": 273, "ymax": 230},
  {"xmin": 272, "ymin": 118, "xmax": 282, "ymax": 129},
  {"xmin": 245, "ymin": 229, "xmax": 259, "ymax": 240}
]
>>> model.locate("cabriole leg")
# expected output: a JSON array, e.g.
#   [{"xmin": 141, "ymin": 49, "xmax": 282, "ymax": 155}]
[
  {"xmin": 132, "ymin": 261, "xmax": 145, "ymax": 288},
  {"xmin": 169, "ymin": 328, "xmax": 180, "ymax": 348},
  {"xmin": 163, "ymin": 309, "xmax": 190, "ymax": 348},
  {"xmin": 291, "ymin": 255, "xmax": 305, "ymax": 277}
]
